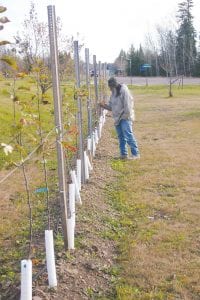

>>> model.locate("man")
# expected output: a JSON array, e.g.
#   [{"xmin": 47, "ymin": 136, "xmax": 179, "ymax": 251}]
[{"xmin": 100, "ymin": 77, "xmax": 140, "ymax": 160}]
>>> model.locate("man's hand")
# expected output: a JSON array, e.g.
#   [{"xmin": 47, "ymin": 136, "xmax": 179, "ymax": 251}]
[{"xmin": 99, "ymin": 101, "xmax": 112, "ymax": 111}]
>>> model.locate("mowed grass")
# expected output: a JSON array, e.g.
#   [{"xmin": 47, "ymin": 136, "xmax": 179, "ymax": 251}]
[{"xmin": 107, "ymin": 85, "xmax": 200, "ymax": 299}]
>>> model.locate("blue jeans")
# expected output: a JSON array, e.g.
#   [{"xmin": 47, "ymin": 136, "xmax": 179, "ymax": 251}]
[{"xmin": 115, "ymin": 119, "xmax": 139, "ymax": 157}]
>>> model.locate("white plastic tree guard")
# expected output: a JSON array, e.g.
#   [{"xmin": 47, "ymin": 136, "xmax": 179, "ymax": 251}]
[
  {"xmin": 69, "ymin": 183, "xmax": 75, "ymax": 227},
  {"xmin": 95, "ymin": 128, "xmax": 99, "ymax": 144},
  {"xmin": 92, "ymin": 133, "xmax": 96, "ymax": 157},
  {"xmin": 45, "ymin": 230, "xmax": 57, "ymax": 288},
  {"xmin": 102, "ymin": 114, "xmax": 106, "ymax": 125},
  {"xmin": 67, "ymin": 217, "xmax": 75, "ymax": 249},
  {"xmin": 104, "ymin": 108, "xmax": 108, "ymax": 115},
  {"xmin": 87, "ymin": 137, "xmax": 92, "ymax": 152},
  {"xmin": 86, "ymin": 154, "xmax": 93, "ymax": 172},
  {"xmin": 70, "ymin": 170, "xmax": 82, "ymax": 204},
  {"xmin": 99, "ymin": 118, "xmax": 103, "ymax": 138},
  {"xmin": 76, "ymin": 159, "xmax": 81, "ymax": 191},
  {"xmin": 84, "ymin": 151, "xmax": 89, "ymax": 180},
  {"xmin": 74, "ymin": 40, "xmax": 86, "ymax": 184},
  {"xmin": 20, "ymin": 259, "xmax": 32, "ymax": 300}
]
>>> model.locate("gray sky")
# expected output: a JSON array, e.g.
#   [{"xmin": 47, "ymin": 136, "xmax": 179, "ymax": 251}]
[{"xmin": 1, "ymin": 0, "xmax": 200, "ymax": 62}]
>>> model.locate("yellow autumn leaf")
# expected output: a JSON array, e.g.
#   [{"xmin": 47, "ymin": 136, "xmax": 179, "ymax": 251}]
[
  {"xmin": 0, "ymin": 55, "xmax": 18, "ymax": 70},
  {"xmin": 16, "ymin": 72, "xmax": 26, "ymax": 78}
]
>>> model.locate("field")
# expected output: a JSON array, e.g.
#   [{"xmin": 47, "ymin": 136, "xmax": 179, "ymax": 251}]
[
  {"xmin": 107, "ymin": 84, "xmax": 200, "ymax": 299},
  {"xmin": 0, "ymin": 80, "xmax": 200, "ymax": 299}
]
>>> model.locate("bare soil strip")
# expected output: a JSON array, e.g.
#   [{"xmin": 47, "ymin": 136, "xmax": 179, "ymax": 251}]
[{"xmin": 31, "ymin": 114, "xmax": 119, "ymax": 300}]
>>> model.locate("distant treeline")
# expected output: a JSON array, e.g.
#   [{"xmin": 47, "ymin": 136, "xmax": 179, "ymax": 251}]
[{"xmin": 113, "ymin": 0, "xmax": 200, "ymax": 77}]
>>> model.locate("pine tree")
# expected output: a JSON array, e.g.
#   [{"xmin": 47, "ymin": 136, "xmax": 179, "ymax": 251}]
[
  {"xmin": 176, "ymin": 0, "xmax": 197, "ymax": 76},
  {"xmin": 193, "ymin": 34, "xmax": 200, "ymax": 76},
  {"xmin": 127, "ymin": 45, "xmax": 145, "ymax": 76}
]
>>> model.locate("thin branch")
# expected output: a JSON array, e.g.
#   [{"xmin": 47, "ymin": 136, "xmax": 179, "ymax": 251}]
[
  {"xmin": 19, "ymin": 131, "xmax": 32, "ymax": 258},
  {"xmin": 36, "ymin": 74, "xmax": 51, "ymax": 230},
  {"xmin": 0, "ymin": 127, "xmax": 55, "ymax": 184}
]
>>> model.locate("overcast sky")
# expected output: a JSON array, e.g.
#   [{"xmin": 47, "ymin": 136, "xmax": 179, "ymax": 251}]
[{"xmin": 1, "ymin": 0, "xmax": 200, "ymax": 63}]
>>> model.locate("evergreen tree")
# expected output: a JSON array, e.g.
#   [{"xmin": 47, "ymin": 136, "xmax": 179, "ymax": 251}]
[
  {"xmin": 193, "ymin": 35, "xmax": 200, "ymax": 76},
  {"xmin": 127, "ymin": 45, "xmax": 145, "ymax": 76},
  {"xmin": 176, "ymin": 0, "xmax": 197, "ymax": 76}
]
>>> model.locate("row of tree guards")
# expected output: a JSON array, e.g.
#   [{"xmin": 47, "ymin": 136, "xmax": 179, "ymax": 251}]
[{"xmin": 20, "ymin": 5, "xmax": 109, "ymax": 299}]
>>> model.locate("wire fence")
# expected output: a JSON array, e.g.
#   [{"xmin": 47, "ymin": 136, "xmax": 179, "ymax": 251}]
[{"xmin": 0, "ymin": 5, "xmax": 109, "ymax": 299}]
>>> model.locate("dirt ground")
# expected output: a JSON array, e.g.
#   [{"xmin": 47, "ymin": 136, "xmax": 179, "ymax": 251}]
[{"xmin": 1, "ymin": 114, "xmax": 117, "ymax": 300}]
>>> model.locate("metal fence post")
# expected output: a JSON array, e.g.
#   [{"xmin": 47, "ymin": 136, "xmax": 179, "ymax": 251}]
[
  {"xmin": 102, "ymin": 63, "xmax": 105, "ymax": 101},
  {"xmin": 85, "ymin": 48, "xmax": 93, "ymax": 138},
  {"xmin": 104, "ymin": 62, "xmax": 108, "ymax": 101},
  {"xmin": 98, "ymin": 61, "xmax": 102, "ymax": 114},
  {"xmin": 47, "ymin": 5, "xmax": 68, "ymax": 249},
  {"xmin": 93, "ymin": 55, "xmax": 98, "ymax": 121},
  {"xmin": 99, "ymin": 60, "xmax": 104, "ymax": 117},
  {"xmin": 74, "ymin": 41, "xmax": 86, "ymax": 184}
]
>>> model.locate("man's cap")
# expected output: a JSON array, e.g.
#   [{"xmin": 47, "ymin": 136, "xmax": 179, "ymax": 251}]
[{"xmin": 108, "ymin": 77, "xmax": 118, "ymax": 87}]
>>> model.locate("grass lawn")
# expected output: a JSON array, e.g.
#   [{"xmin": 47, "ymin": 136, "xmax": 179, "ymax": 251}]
[
  {"xmin": 107, "ymin": 85, "xmax": 200, "ymax": 299},
  {"xmin": 0, "ymin": 80, "xmax": 200, "ymax": 298}
]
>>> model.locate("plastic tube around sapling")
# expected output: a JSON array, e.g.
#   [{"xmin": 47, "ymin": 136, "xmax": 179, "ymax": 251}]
[
  {"xmin": 70, "ymin": 170, "xmax": 82, "ymax": 204},
  {"xmin": 84, "ymin": 151, "xmax": 89, "ymax": 180},
  {"xmin": 69, "ymin": 183, "xmax": 75, "ymax": 228},
  {"xmin": 103, "ymin": 108, "xmax": 108, "ymax": 116},
  {"xmin": 92, "ymin": 133, "xmax": 96, "ymax": 156},
  {"xmin": 102, "ymin": 114, "xmax": 106, "ymax": 125},
  {"xmin": 20, "ymin": 259, "xmax": 32, "ymax": 300},
  {"xmin": 87, "ymin": 138, "xmax": 92, "ymax": 152},
  {"xmin": 76, "ymin": 159, "xmax": 81, "ymax": 191},
  {"xmin": 86, "ymin": 153, "xmax": 93, "ymax": 171},
  {"xmin": 99, "ymin": 115, "xmax": 104, "ymax": 128},
  {"xmin": 45, "ymin": 230, "xmax": 57, "ymax": 288},
  {"xmin": 95, "ymin": 128, "xmax": 99, "ymax": 144},
  {"xmin": 67, "ymin": 217, "xmax": 75, "ymax": 250},
  {"xmin": 98, "ymin": 120, "xmax": 102, "ymax": 138}
]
